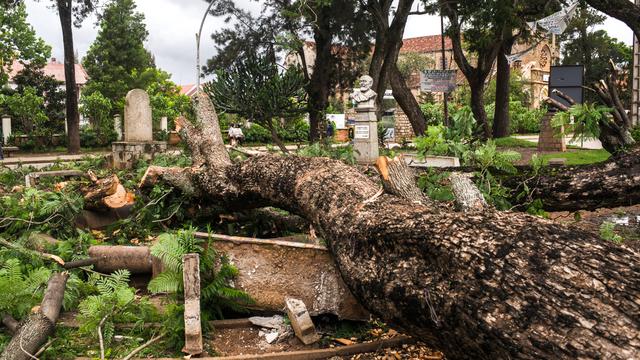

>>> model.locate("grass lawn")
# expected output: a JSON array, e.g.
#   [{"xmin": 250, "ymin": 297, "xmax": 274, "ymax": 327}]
[
  {"xmin": 494, "ymin": 137, "xmax": 537, "ymax": 148},
  {"xmin": 539, "ymin": 149, "xmax": 611, "ymax": 166}
]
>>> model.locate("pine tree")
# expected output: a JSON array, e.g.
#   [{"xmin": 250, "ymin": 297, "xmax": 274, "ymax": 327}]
[{"xmin": 82, "ymin": 0, "xmax": 154, "ymax": 110}]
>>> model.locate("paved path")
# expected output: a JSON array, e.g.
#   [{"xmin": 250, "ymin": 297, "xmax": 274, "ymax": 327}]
[
  {"xmin": 513, "ymin": 135, "xmax": 603, "ymax": 150},
  {"xmin": 0, "ymin": 152, "xmax": 109, "ymax": 169}
]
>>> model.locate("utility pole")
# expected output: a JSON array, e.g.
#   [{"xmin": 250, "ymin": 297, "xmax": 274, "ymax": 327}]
[
  {"xmin": 440, "ymin": 12, "xmax": 450, "ymax": 127},
  {"xmin": 196, "ymin": 1, "xmax": 216, "ymax": 94}
]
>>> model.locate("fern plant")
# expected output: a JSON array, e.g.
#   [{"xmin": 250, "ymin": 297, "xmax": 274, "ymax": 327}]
[
  {"xmin": 77, "ymin": 270, "xmax": 154, "ymax": 350},
  {"xmin": 148, "ymin": 227, "xmax": 252, "ymax": 349},
  {"xmin": 0, "ymin": 258, "xmax": 52, "ymax": 319}
]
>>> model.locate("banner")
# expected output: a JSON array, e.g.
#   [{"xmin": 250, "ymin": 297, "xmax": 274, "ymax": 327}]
[
  {"xmin": 420, "ymin": 70, "xmax": 457, "ymax": 93},
  {"xmin": 528, "ymin": 1, "xmax": 579, "ymax": 35}
]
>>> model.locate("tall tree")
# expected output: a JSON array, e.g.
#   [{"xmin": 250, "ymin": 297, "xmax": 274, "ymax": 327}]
[
  {"xmin": 205, "ymin": 0, "xmax": 371, "ymax": 143},
  {"xmin": 363, "ymin": 0, "xmax": 428, "ymax": 136},
  {"xmin": 12, "ymin": 64, "xmax": 66, "ymax": 131},
  {"xmin": 583, "ymin": 0, "xmax": 640, "ymax": 39},
  {"xmin": 560, "ymin": 2, "xmax": 632, "ymax": 106},
  {"xmin": 83, "ymin": 0, "xmax": 154, "ymax": 111},
  {"xmin": 48, "ymin": 0, "xmax": 100, "ymax": 154},
  {"xmin": 0, "ymin": 1, "xmax": 51, "ymax": 85}
]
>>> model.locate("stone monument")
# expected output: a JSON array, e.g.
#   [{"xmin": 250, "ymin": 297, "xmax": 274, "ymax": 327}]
[
  {"xmin": 350, "ymin": 75, "xmax": 379, "ymax": 164},
  {"xmin": 111, "ymin": 89, "xmax": 167, "ymax": 169}
]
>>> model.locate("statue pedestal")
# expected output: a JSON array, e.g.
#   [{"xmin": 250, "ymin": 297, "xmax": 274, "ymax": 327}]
[
  {"xmin": 112, "ymin": 141, "xmax": 167, "ymax": 169},
  {"xmin": 353, "ymin": 106, "xmax": 379, "ymax": 164}
]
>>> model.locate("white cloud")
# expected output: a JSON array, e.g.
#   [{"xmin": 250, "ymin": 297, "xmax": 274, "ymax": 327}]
[{"xmin": 23, "ymin": 0, "xmax": 635, "ymax": 85}]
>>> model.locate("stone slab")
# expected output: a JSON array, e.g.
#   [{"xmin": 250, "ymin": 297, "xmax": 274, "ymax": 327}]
[{"xmin": 124, "ymin": 89, "xmax": 153, "ymax": 142}]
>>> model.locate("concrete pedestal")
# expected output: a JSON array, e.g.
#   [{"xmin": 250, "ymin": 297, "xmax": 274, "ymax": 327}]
[
  {"xmin": 353, "ymin": 106, "xmax": 379, "ymax": 164},
  {"xmin": 112, "ymin": 141, "xmax": 167, "ymax": 169}
]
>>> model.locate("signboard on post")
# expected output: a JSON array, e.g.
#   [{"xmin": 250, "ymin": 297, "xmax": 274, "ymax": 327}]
[{"xmin": 420, "ymin": 70, "xmax": 457, "ymax": 93}]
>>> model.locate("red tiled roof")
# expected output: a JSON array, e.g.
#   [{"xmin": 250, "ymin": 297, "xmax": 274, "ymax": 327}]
[
  {"xmin": 179, "ymin": 84, "xmax": 200, "ymax": 97},
  {"xmin": 8, "ymin": 59, "xmax": 89, "ymax": 85},
  {"xmin": 400, "ymin": 35, "xmax": 453, "ymax": 54}
]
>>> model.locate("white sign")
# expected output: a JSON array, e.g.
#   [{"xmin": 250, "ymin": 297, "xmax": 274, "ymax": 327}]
[
  {"xmin": 327, "ymin": 114, "xmax": 346, "ymax": 129},
  {"xmin": 354, "ymin": 125, "xmax": 370, "ymax": 139}
]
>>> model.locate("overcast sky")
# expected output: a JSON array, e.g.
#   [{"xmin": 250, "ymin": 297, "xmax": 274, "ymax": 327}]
[{"xmin": 24, "ymin": 0, "xmax": 634, "ymax": 86}]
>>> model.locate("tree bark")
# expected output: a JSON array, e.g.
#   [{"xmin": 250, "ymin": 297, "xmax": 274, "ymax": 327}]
[
  {"xmin": 307, "ymin": 8, "xmax": 333, "ymax": 143},
  {"xmin": 0, "ymin": 272, "xmax": 68, "ymax": 360},
  {"xmin": 470, "ymin": 78, "xmax": 491, "ymax": 139},
  {"xmin": 449, "ymin": 172, "xmax": 487, "ymax": 211},
  {"xmin": 56, "ymin": 0, "xmax": 80, "ymax": 154},
  {"xmin": 367, "ymin": 0, "xmax": 427, "ymax": 135},
  {"xmin": 375, "ymin": 155, "xmax": 431, "ymax": 205},
  {"xmin": 492, "ymin": 40, "xmax": 514, "ymax": 139},
  {"xmin": 507, "ymin": 146, "xmax": 640, "ymax": 211},
  {"xmin": 141, "ymin": 94, "xmax": 640, "ymax": 358},
  {"xmin": 389, "ymin": 65, "xmax": 426, "ymax": 135}
]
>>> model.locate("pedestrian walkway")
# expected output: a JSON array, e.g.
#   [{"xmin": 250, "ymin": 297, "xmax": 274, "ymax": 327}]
[{"xmin": 0, "ymin": 152, "xmax": 109, "ymax": 169}]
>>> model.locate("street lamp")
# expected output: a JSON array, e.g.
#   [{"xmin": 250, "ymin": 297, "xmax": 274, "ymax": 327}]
[{"xmin": 196, "ymin": 1, "xmax": 216, "ymax": 94}]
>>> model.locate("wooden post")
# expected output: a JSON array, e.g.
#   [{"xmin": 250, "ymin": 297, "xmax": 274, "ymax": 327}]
[{"xmin": 182, "ymin": 253, "xmax": 203, "ymax": 355}]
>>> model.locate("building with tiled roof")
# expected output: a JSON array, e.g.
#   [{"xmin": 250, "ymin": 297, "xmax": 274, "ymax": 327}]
[
  {"xmin": 179, "ymin": 84, "xmax": 200, "ymax": 98},
  {"xmin": 7, "ymin": 58, "xmax": 89, "ymax": 87}
]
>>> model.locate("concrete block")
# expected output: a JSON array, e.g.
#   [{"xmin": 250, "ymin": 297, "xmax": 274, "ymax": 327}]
[{"xmin": 285, "ymin": 298, "xmax": 320, "ymax": 345}]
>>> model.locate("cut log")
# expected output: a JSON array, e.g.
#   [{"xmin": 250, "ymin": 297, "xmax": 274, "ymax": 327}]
[
  {"xmin": 182, "ymin": 254, "xmax": 203, "ymax": 356},
  {"xmin": 0, "ymin": 272, "xmax": 68, "ymax": 360},
  {"xmin": 449, "ymin": 172, "xmax": 487, "ymax": 211},
  {"xmin": 375, "ymin": 155, "xmax": 432, "ymax": 205},
  {"xmin": 88, "ymin": 246, "xmax": 153, "ymax": 274},
  {"xmin": 82, "ymin": 174, "xmax": 134, "ymax": 210}
]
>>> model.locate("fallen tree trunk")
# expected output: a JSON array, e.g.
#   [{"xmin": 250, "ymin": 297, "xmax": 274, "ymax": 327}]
[
  {"xmin": 505, "ymin": 146, "xmax": 640, "ymax": 211},
  {"xmin": 145, "ymin": 154, "xmax": 640, "ymax": 358},
  {"xmin": 82, "ymin": 173, "xmax": 134, "ymax": 211},
  {"xmin": 0, "ymin": 272, "xmax": 68, "ymax": 360},
  {"xmin": 140, "ymin": 93, "xmax": 640, "ymax": 358}
]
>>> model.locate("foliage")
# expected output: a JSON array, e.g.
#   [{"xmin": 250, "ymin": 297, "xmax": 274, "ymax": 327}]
[
  {"xmin": 4, "ymin": 86, "xmax": 50, "ymax": 137},
  {"xmin": 560, "ymin": 1, "xmax": 632, "ymax": 106},
  {"xmin": 11, "ymin": 64, "xmax": 66, "ymax": 128},
  {"xmin": 417, "ymin": 169, "xmax": 455, "ymax": 202},
  {"xmin": 420, "ymin": 102, "xmax": 444, "ymax": 126},
  {"xmin": 0, "ymin": 2, "xmax": 51, "ymax": 85},
  {"xmin": 551, "ymin": 103, "xmax": 612, "ymax": 145},
  {"xmin": 142, "ymin": 69, "xmax": 191, "ymax": 129},
  {"xmin": 0, "ymin": 258, "xmax": 52, "ymax": 319},
  {"xmin": 148, "ymin": 228, "xmax": 252, "ymax": 350},
  {"xmin": 297, "ymin": 143, "xmax": 357, "ymax": 165},
  {"xmin": 466, "ymin": 141, "xmax": 521, "ymax": 210},
  {"xmin": 82, "ymin": 0, "xmax": 154, "ymax": 109},
  {"xmin": 205, "ymin": 53, "xmax": 307, "ymax": 149},
  {"xmin": 509, "ymin": 102, "xmax": 546, "ymax": 134},
  {"xmin": 80, "ymin": 91, "xmax": 117, "ymax": 147},
  {"xmin": 0, "ymin": 186, "xmax": 84, "ymax": 238},
  {"xmin": 397, "ymin": 52, "xmax": 434, "ymax": 80},
  {"xmin": 631, "ymin": 127, "xmax": 640, "ymax": 143},
  {"xmin": 78, "ymin": 270, "xmax": 155, "ymax": 351},
  {"xmin": 599, "ymin": 221, "xmax": 623, "ymax": 244},
  {"xmin": 242, "ymin": 120, "xmax": 310, "ymax": 145}
]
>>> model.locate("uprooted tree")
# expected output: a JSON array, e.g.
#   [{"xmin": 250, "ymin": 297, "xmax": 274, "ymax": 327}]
[{"xmin": 140, "ymin": 93, "xmax": 640, "ymax": 359}]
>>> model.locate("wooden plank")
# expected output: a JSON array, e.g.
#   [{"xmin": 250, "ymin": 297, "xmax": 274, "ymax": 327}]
[{"xmin": 182, "ymin": 253, "xmax": 203, "ymax": 355}]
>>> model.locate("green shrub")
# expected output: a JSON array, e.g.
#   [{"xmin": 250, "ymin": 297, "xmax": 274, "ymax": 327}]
[
  {"xmin": 509, "ymin": 102, "xmax": 545, "ymax": 134},
  {"xmin": 80, "ymin": 126, "xmax": 117, "ymax": 148},
  {"xmin": 243, "ymin": 123, "xmax": 272, "ymax": 143}
]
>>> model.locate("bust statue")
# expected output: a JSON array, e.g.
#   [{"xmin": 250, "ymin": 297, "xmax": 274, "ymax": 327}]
[{"xmin": 351, "ymin": 75, "xmax": 377, "ymax": 107}]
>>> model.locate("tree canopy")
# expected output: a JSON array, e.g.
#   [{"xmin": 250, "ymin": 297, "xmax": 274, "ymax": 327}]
[
  {"xmin": 0, "ymin": 1, "xmax": 51, "ymax": 85},
  {"xmin": 82, "ymin": 0, "xmax": 154, "ymax": 110}
]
